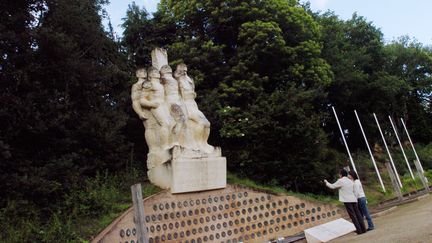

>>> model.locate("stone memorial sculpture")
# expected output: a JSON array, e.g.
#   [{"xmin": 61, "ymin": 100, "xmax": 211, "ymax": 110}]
[
  {"xmin": 131, "ymin": 68, "xmax": 148, "ymax": 121},
  {"xmin": 174, "ymin": 63, "xmax": 213, "ymax": 153},
  {"xmin": 160, "ymin": 64, "xmax": 188, "ymax": 148},
  {"xmin": 131, "ymin": 48, "xmax": 226, "ymax": 193},
  {"xmin": 140, "ymin": 67, "xmax": 174, "ymax": 152}
]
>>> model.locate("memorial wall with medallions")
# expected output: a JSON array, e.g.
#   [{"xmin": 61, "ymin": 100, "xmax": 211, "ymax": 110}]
[{"xmin": 93, "ymin": 185, "xmax": 342, "ymax": 243}]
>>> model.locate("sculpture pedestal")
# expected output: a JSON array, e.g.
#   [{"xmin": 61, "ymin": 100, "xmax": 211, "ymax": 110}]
[
  {"xmin": 147, "ymin": 146, "xmax": 227, "ymax": 193},
  {"xmin": 171, "ymin": 156, "xmax": 226, "ymax": 193}
]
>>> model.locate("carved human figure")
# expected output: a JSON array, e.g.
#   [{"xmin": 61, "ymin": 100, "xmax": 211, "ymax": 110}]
[
  {"xmin": 131, "ymin": 68, "xmax": 149, "ymax": 121},
  {"xmin": 160, "ymin": 64, "xmax": 187, "ymax": 147},
  {"xmin": 160, "ymin": 65, "xmax": 183, "ymax": 106},
  {"xmin": 131, "ymin": 68, "xmax": 158, "ymax": 152},
  {"xmin": 174, "ymin": 63, "xmax": 213, "ymax": 152},
  {"xmin": 138, "ymin": 67, "xmax": 174, "ymax": 152}
]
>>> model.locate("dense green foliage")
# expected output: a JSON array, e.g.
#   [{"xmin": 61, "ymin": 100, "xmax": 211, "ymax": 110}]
[
  {"xmin": 315, "ymin": 11, "xmax": 432, "ymax": 150},
  {"xmin": 1, "ymin": 0, "xmax": 132, "ymax": 211},
  {"xmin": 0, "ymin": 168, "xmax": 160, "ymax": 242},
  {"xmin": 1, "ymin": 0, "xmax": 432, "ymax": 241},
  {"xmin": 123, "ymin": 0, "xmax": 342, "ymax": 192},
  {"xmin": 122, "ymin": 0, "xmax": 432, "ymax": 191}
]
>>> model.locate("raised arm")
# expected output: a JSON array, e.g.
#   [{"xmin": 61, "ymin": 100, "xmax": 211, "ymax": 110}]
[{"xmin": 324, "ymin": 179, "xmax": 342, "ymax": 189}]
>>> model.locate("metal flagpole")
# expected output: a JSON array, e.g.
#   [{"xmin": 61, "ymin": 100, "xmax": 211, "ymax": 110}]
[
  {"xmin": 373, "ymin": 113, "xmax": 402, "ymax": 187},
  {"xmin": 354, "ymin": 110, "xmax": 386, "ymax": 192},
  {"xmin": 389, "ymin": 116, "xmax": 414, "ymax": 179},
  {"xmin": 400, "ymin": 118, "xmax": 425, "ymax": 174},
  {"xmin": 332, "ymin": 106, "xmax": 358, "ymax": 174}
]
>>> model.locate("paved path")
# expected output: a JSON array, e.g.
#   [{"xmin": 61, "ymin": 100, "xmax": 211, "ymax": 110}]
[{"xmin": 330, "ymin": 194, "xmax": 432, "ymax": 243}]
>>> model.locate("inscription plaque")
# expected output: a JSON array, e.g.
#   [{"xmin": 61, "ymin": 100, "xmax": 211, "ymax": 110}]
[{"xmin": 172, "ymin": 156, "xmax": 227, "ymax": 193}]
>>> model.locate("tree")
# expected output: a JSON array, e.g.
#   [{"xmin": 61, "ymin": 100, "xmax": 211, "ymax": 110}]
[
  {"xmin": 0, "ymin": 0, "xmax": 130, "ymax": 210},
  {"xmin": 384, "ymin": 37, "xmax": 432, "ymax": 143},
  {"xmin": 123, "ymin": 0, "xmax": 339, "ymax": 192},
  {"xmin": 316, "ymin": 12, "xmax": 409, "ymax": 150},
  {"xmin": 122, "ymin": 2, "xmax": 177, "ymax": 67}
]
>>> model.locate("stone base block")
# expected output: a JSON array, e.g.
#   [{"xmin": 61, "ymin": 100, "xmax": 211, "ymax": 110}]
[{"xmin": 171, "ymin": 156, "xmax": 226, "ymax": 193}]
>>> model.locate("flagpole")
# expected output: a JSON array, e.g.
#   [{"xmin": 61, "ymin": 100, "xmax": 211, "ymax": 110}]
[
  {"xmin": 401, "ymin": 118, "xmax": 425, "ymax": 174},
  {"xmin": 354, "ymin": 110, "xmax": 385, "ymax": 191},
  {"xmin": 389, "ymin": 116, "xmax": 414, "ymax": 179},
  {"xmin": 374, "ymin": 113, "xmax": 402, "ymax": 187},
  {"xmin": 332, "ymin": 106, "xmax": 358, "ymax": 174}
]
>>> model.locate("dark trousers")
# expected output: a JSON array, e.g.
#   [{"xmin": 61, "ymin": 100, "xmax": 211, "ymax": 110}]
[{"xmin": 344, "ymin": 202, "xmax": 366, "ymax": 234}]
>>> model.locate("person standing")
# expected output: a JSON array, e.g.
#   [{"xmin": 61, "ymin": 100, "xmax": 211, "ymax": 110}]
[
  {"xmin": 324, "ymin": 169, "xmax": 366, "ymax": 234},
  {"xmin": 349, "ymin": 170, "xmax": 375, "ymax": 231}
]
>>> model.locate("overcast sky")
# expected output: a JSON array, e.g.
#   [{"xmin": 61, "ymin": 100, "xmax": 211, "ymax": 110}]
[{"xmin": 105, "ymin": 0, "xmax": 432, "ymax": 45}]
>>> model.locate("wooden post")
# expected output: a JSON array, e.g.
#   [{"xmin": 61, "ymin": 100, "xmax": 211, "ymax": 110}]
[
  {"xmin": 131, "ymin": 183, "xmax": 149, "ymax": 243},
  {"xmin": 413, "ymin": 159, "xmax": 430, "ymax": 193},
  {"xmin": 385, "ymin": 162, "xmax": 403, "ymax": 201}
]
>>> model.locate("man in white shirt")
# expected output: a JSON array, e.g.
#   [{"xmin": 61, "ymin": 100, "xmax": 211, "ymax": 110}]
[{"xmin": 324, "ymin": 169, "xmax": 366, "ymax": 234}]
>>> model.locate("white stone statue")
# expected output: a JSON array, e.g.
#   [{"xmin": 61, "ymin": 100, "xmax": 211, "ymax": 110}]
[
  {"xmin": 139, "ymin": 67, "xmax": 174, "ymax": 152},
  {"xmin": 131, "ymin": 48, "xmax": 226, "ymax": 193},
  {"xmin": 160, "ymin": 64, "xmax": 187, "ymax": 147},
  {"xmin": 174, "ymin": 63, "xmax": 214, "ymax": 153},
  {"xmin": 131, "ymin": 68, "xmax": 149, "ymax": 121}
]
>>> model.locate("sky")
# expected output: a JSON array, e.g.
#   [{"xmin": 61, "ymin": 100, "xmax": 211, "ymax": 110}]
[{"xmin": 105, "ymin": 0, "xmax": 432, "ymax": 45}]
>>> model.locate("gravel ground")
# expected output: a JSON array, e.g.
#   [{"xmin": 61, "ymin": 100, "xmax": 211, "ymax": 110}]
[{"xmin": 329, "ymin": 194, "xmax": 432, "ymax": 243}]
